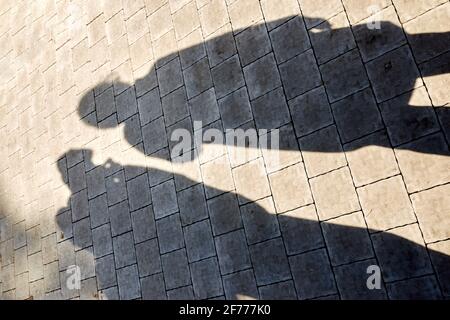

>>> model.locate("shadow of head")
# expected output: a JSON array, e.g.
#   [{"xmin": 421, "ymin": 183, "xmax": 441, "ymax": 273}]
[{"xmin": 77, "ymin": 16, "xmax": 449, "ymax": 160}]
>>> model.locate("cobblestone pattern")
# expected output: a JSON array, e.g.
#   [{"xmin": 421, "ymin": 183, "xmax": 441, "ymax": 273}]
[{"xmin": 0, "ymin": 0, "xmax": 449, "ymax": 300}]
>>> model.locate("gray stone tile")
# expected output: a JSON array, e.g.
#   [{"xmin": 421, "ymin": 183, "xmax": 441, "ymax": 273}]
[
  {"xmin": 100, "ymin": 286, "xmax": 119, "ymax": 300},
  {"xmin": 241, "ymin": 198, "xmax": 280, "ymax": 245},
  {"xmin": 188, "ymin": 87, "xmax": 220, "ymax": 126},
  {"xmin": 387, "ymin": 275, "xmax": 442, "ymax": 300},
  {"xmin": 235, "ymin": 23, "xmax": 271, "ymax": 66},
  {"xmin": 379, "ymin": 87, "xmax": 439, "ymax": 146},
  {"xmin": 419, "ymin": 51, "xmax": 450, "ymax": 106},
  {"xmin": 211, "ymin": 55, "xmax": 245, "ymax": 99},
  {"xmin": 207, "ymin": 193, "xmax": 243, "ymax": 236},
  {"xmin": 205, "ymin": 23, "xmax": 237, "ymax": 67},
  {"xmin": 152, "ymin": 179, "xmax": 179, "ymax": 219},
  {"xmin": 142, "ymin": 117, "xmax": 168, "ymax": 155},
  {"xmin": 179, "ymin": 29, "xmax": 207, "ymax": 69},
  {"xmin": 89, "ymin": 194, "xmax": 109, "ymax": 229},
  {"xmin": 428, "ymin": 240, "xmax": 450, "ymax": 297},
  {"xmin": 167, "ymin": 285, "xmax": 194, "ymax": 300},
  {"xmin": 334, "ymin": 259, "xmax": 387, "ymax": 300},
  {"xmin": 131, "ymin": 206, "xmax": 157, "ymax": 243},
  {"xmin": 251, "ymin": 87, "xmax": 290, "ymax": 130},
  {"xmin": 223, "ymin": 269, "xmax": 259, "ymax": 300},
  {"xmin": 156, "ymin": 213, "xmax": 184, "ymax": 254},
  {"xmin": 278, "ymin": 205, "xmax": 324, "ymax": 255},
  {"xmin": 178, "ymin": 184, "xmax": 209, "ymax": 226},
  {"xmin": 157, "ymin": 57, "xmax": 184, "ymax": 97},
  {"xmin": 95, "ymin": 254, "xmax": 117, "ymax": 290},
  {"xmin": 44, "ymin": 261, "xmax": 60, "ymax": 293},
  {"xmin": 113, "ymin": 232, "xmax": 137, "ymax": 268},
  {"xmin": 71, "ymin": 189, "xmax": 89, "ymax": 222},
  {"xmin": 331, "ymin": 88, "xmax": 383, "ymax": 143},
  {"xmin": 243, "ymin": 53, "xmax": 281, "ymax": 100},
  {"xmin": 322, "ymin": 212, "xmax": 374, "ymax": 266},
  {"xmin": 115, "ymin": 87, "xmax": 138, "ymax": 122},
  {"xmin": 191, "ymin": 257, "xmax": 223, "ymax": 299},
  {"xmin": 217, "ymin": 87, "xmax": 253, "ymax": 129},
  {"xmin": 109, "ymin": 200, "xmax": 132, "ymax": 237},
  {"xmin": 57, "ymin": 239, "xmax": 75, "ymax": 272},
  {"xmin": 86, "ymin": 166, "xmax": 106, "ymax": 199},
  {"xmin": 270, "ymin": 16, "xmax": 310, "ymax": 64},
  {"xmin": 80, "ymin": 277, "xmax": 99, "ymax": 300},
  {"xmin": 147, "ymin": 148, "xmax": 174, "ymax": 187},
  {"xmin": 134, "ymin": 63, "xmax": 159, "ymax": 97},
  {"xmin": 14, "ymin": 246, "xmax": 28, "ymax": 275},
  {"xmin": 137, "ymin": 87, "xmax": 163, "ymax": 126},
  {"xmin": 167, "ymin": 116, "xmax": 195, "ymax": 158},
  {"xmin": 123, "ymin": 114, "xmax": 143, "ymax": 147},
  {"xmin": 289, "ymin": 249, "xmax": 337, "ymax": 299},
  {"xmin": 279, "ymin": 49, "xmax": 321, "ymax": 100},
  {"xmin": 117, "ymin": 265, "xmax": 141, "ymax": 300},
  {"xmin": 372, "ymin": 224, "xmax": 433, "ymax": 282},
  {"xmin": 127, "ymin": 173, "xmax": 151, "ymax": 212},
  {"xmin": 162, "ymin": 86, "xmax": 189, "ymax": 126},
  {"xmin": 249, "ymin": 238, "xmax": 291, "ymax": 286},
  {"xmin": 161, "ymin": 248, "xmax": 191, "ymax": 289},
  {"xmin": 92, "ymin": 223, "xmax": 113, "ymax": 258},
  {"xmin": 289, "ymin": 86, "xmax": 333, "ymax": 137},
  {"xmin": 320, "ymin": 49, "xmax": 369, "ymax": 102},
  {"xmin": 184, "ymin": 57, "xmax": 213, "ymax": 99},
  {"xmin": 26, "ymin": 226, "xmax": 42, "ymax": 255},
  {"xmin": 136, "ymin": 239, "xmax": 162, "ymax": 277},
  {"xmin": 366, "ymin": 45, "xmax": 421, "ymax": 103},
  {"xmin": 261, "ymin": 0, "xmax": 301, "ymax": 30},
  {"xmin": 76, "ymin": 247, "xmax": 96, "ymax": 280},
  {"xmin": 184, "ymin": 220, "xmax": 215, "ymax": 262},
  {"xmin": 105, "ymin": 170, "xmax": 127, "ymax": 206},
  {"xmin": 73, "ymin": 217, "xmax": 93, "ymax": 250},
  {"xmin": 42, "ymin": 233, "xmax": 58, "ymax": 265},
  {"xmin": 95, "ymin": 87, "xmax": 116, "ymax": 121},
  {"xmin": 215, "ymin": 230, "xmax": 252, "ymax": 275},
  {"xmin": 141, "ymin": 273, "xmax": 167, "ymax": 299},
  {"xmin": 259, "ymin": 280, "xmax": 298, "ymax": 300}
]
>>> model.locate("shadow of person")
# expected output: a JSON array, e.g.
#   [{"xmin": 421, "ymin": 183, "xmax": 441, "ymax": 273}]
[
  {"xmin": 55, "ymin": 148, "xmax": 449, "ymax": 300},
  {"xmin": 61, "ymin": 15, "xmax": 450, "ymax": 299}
]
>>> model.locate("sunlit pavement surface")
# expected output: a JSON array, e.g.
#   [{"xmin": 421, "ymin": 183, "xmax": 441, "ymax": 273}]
[{"xmin": 0, "ymin": 0, "xmax": 449, "ymax": 300}]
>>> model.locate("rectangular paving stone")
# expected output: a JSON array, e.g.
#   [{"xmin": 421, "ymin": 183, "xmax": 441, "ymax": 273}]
[
  {"xmin": 321, "ymin": 212, "xmax": 374, "ymax": 266},
  {"xmin": 129, "ymin": 33, "xmax": 153, "ymax": 71},
  {"xmin": 42, "ymin": 233, "xmax": 58, "ymax": 265},
  {"xmin": 73, "ymin": 217, "xmax": 93, "ymax": 250},
  {"xmin": 137, "ymin": 87, "xmax": 163, "ymax": 126},
  {"xmin": 92, "ymin": 223, "xmax": 113, "ymax": 258},
  {"xmin": 161, "ymin": 248, "xmax": 191, "ymax": 289},
  {"xmin": 71, "ymin": 189, "xmax": 89, "ymax": 222},
  {"xmin": 235, "ymin": 23, "xmax": 271, "ymax": 66},
  {"xmin": 278, "ymin": 205, "xmax": 324, "ymax": 255},
  {"xmin": 123, "ymin": 114, "xmax": 143, "ymax": 147},
  {"xmin": 151, "ymin": 179, "xmax": 179, "ymax": 219},
  {"xmin": 142, "ymin": 117, "xmax": 168, "ymax": 155},
  {"xmin": 393, "ymin": 0, "xmax": 447, "ymax": 23},
  {"xmin": 86, "ymin": 166, "xmax": 106, "ymax": 199},
  {"xmin": 201, "ymin": 155, "xmax": 235, "ymax": 198},
  {"xmin": 115, "ymin": 86, "xmax": 138, "ymax": 123},
  {"xmin": 310, "ymin": 12, "xmax": 355, "ymax": 65},
  {"xmin": 80, "ymin": 277, "xmax": 99, "ymax": 300},
  {"xmin": 215, "ymin": 229, "xmax": 252, "ymax": 275},
  {"xmin": 109, "ymin": 200, "xmax": 132, "ymax": 237},
  {"xmin": 166, "ymin": 116, "xmax": 195, "ymax": 157},
  {"xmin": 289, "ymin": 86, "xmax": 333, "ymax": 137},
  {"xmin": 105, "ymin": 170, "xmax": 128, "ymax": 206},
  {"xmin": 223, "ymin": 269, "xmax": 258, "ymax": 300},
  {"xmin": 269, "ymin": 163, "xmax": 313, "ymax": 213},
  {"xmin": 228, "ymin": 0, "xmax": 263, "ymax": 32},
  {"xmin": 76, "ymin": 247, "xmax": 96, "ymax": 280},
  {"xmin": 177, "ymin": 184, "xmax": 208, "ymax": 226},
  {"xmin": 342, "ymin": 0, "xmax": 391, "ymax": 24},
  {"xmin": 136, "ymin": 239, "xmax": 162, "ymax": 277},
  {"xmin": 26, "ymin": 226, "xmax": 42, "ymax": 255},
  {"xmin": 243, "ymin": 53, "xmax": 281, "ymax": 100},
  {"xmin": 211, "ymin": 55, "xmax": 245, "ymax": 99},
  {"xmin": 379, "ymin": 86, "xmax": 439, "ymax": 146},
  {"xmin": 232, "ymin": 158, "xmax": 271, "ymax": 204},
  {"xmin": 358, "ymin": 176, "xmax": 416, "ymax": 232},
  {"xmin": 183, "ymin": 57, "xmax": 213, "ymax": 99},
  {"xmin": 241, "ymin": 197, "xmax": 280, "ymax": 244},
  {"xmin": 184, "ymin": 219, "xmax": 215, "ymax": 262},
  {"xmin": 117, "ymin": 264, "xmax": 141, "ymax": 300},
  {"xmin": 13, "ymin": 221, "xmax": 26, "ymax": 250},
  {"xmin": 68, "ymin": 162, "xmax": 87, "ymax": 194},
  {"xmin": 299, "ymin": 0, "xmax": 343, "ymax": 28},
  {"xmin": 198, "ymin": 0, "xmax": 229, "ymax": 36},
  {"xmin": 95, "ymin": 87, "xmax": 116, "ymax": 121},
  {"xmin": 89, "ymin": 194, "xmax": 109, "ymax": 229},
  {"xmin": 420, "ymin": 52, "xmax": 450, "ymax": 107},
  {"xmin": 320, "ymin": 49, "xmax": 369, "ymax": 102},
  {"xmin": 95, "ymin": 254, "xmax": 117, "ymax": 290},
  {"xmin": 249, "ymin": 238, "xmax": 291, "ymax": 286},
  {"xmin": 131, "ymin": 206, "xmax": 157, "ymax": 243},
  {"xmin": 188, "ymin": 87, "xmax": 220, "ymax": 126},
  {"xmin": 258, "ymin": 280, "xmax": 298, "ymax": 300},
  {"xmin": 167, "ymin": 285, "xmax": 195, "ymax": 300},
  {"xmin": 15, "ymin": 272, "xmax": 30, "ymax": 300},
  {"xmin": 207, "ymin": 192, "xmax": 243, "ymax": 236},
  {"xmin": 394, "ymin": 133, "xmax": 450, "ymax": 193},
  {"xmin": 372, "ymin": 224, "xmax": 433, "ymax": 282},
  {"xmin": 217, "ymin": 87, "xmax": 253, "ymax": 129},
  {"xmin": 205, "ymin": 23, "xmax": 237, "ymax": 69},
  {"xmin": 57, "ymin": 240, "xmax": 75, "ymax": 272},
  {"xmin": 411, "ymin": 184, "xmax": 450, "ymax": 243},
  {"xmin": 44, "ymin": 261, "xmax": 60, "ymax": 293},
  {"xmin": 289, "ymin": 249, "xmax": 337, "ymax": 299},
  {"xmin": 331, "ymin": 88, "xmax": 383, "ymax": 143},
  {"xmin": 299, "ymin": 125, "xmax": 347, "ymax": 178},
  {"xmin": 113, "ymin": 232, "xmax": 137, "ymax": 269},
  {"xmin": 190, "ymin": 257, "xmax": 224, "ymax": 299},
  {"xmin": 157, "ymin": 57, "xmax": 184, "ymax": 97},
  {"xmin": 148, "ymin": 3, "xmax": 173, "ymax": 41},
  {"xmin": 141, "ymin": 273, "xmax": 167, "ymax": 300},
  {"xmin": 334, "ymin": 259, "xmax": 387, "ymax": 300},
  {"xmin": 14, "ymin": 246, "xmax": 28, "ymax": 275},
  {"xmin": 428, "ymin": 240, "xmax": 450, "ymax": 297},
  {"xmin": 310, "ymin": 167, "xmax": 361, "ymax": 220},
  {"xmin": 387, "ymin": 275, "xmax": 442, "ymax": 300},
  {"xmin": 366, "ymin": 45, "xmax": 421, "ymax": 103},
  {"xmin": 179, "ymin": 29, "xmax": 207, "ymax": 69},
  {"xmin": 156, "ymin": 213, "xmax": 184, "ymax": 254},
  {"xmin": 251, "ymin": 87, "xmax": 290, "ymax": 130},
  {"xmin": 127, "ymin": 173, "xmax": 151, "ymax": 212},
  {"xmin": 260, "ymin": 0, "xmax": 300, "ymax": 30}
]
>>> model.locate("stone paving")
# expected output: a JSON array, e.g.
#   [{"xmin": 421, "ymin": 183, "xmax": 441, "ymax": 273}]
[{"xmin": 0, "ymin": 0, "xmax": 449, "ymax": 300}]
